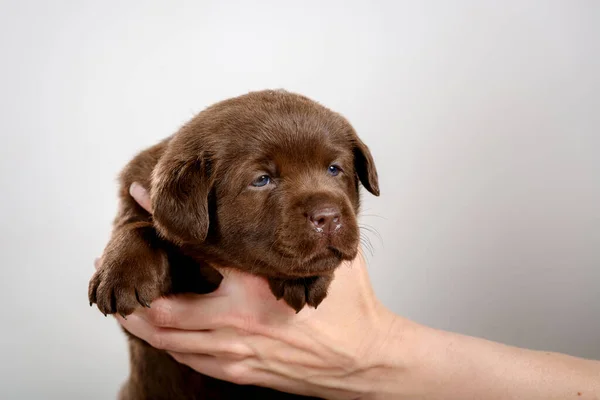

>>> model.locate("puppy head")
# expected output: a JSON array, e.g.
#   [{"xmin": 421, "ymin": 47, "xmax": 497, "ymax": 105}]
[{"xmin": 151, "ymin": 90, "xmax": 379, "ymax": 277}]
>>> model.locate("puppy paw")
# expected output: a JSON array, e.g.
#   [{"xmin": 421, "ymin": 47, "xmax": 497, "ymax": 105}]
[
  {"xmin": 268, "ymin": 274, "xmax": 333, "ymax": 313},
  {"xmin": 88, "ymin": 228, "xmax": 169, "ymax": 318}
]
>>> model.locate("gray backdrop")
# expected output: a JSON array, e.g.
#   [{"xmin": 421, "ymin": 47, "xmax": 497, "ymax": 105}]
[{"xmin": 1, "ymin": 1, "xmax": 598, "ymax": 399}]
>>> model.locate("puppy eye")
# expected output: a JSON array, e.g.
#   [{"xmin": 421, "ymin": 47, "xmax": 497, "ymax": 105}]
[
  {"xmin": 251, "ymin": 175, "xmax": 271, "ymax": 187},
  {"xmin": 327, "ymin": 165, "xmax": 341, "ymax": 176}
]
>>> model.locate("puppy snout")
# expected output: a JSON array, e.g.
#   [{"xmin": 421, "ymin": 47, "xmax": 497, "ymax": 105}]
[{"xmin": 308, "ymin": 206, "xmax": 341, "ymax": 234}]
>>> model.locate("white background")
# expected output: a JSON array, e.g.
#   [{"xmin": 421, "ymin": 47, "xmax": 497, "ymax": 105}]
[{"xmin": 1, "ymin": 1, "xmax": 598, "ymax": 398}]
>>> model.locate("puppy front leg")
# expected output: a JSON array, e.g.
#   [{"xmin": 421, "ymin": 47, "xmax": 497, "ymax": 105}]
[
  {"xmin": 268, "ymin": 273, "xmax": 334, "ymax": 313},
  {"xmin": 88, "ymin": 222, "xmax": 170, "ymax": 317}
]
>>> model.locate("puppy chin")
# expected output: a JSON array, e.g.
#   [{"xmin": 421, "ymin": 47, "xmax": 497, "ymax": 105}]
[
  {"xmin": 282, "ymin": 244, "xmax": 358, "ymax": 277},
  {"xmin": 329, "ymin": 245, "xmax": 358, "ymax": 261}
]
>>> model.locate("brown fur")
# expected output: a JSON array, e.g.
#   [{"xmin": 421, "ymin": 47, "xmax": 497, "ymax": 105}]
[{"xmin": 88, "ymin": 89, "xmax": 379, "ymax": 399}]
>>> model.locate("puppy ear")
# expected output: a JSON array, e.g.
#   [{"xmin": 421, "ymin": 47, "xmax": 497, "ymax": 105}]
[
  {"xmin": 354, "ymin": 138, "xmax": 380, "ymax": 196},
  {"xmin": 150, "ymin": 153, "xmax": 213, "ymax": 245}
]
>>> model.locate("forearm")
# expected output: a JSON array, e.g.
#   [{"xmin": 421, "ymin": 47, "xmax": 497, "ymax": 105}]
[{"xmin": 361, "ymin": 312, "xmax": 600, "ymax": 400}]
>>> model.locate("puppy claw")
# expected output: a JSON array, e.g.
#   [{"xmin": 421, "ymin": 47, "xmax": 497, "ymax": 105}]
[
  {"xmin": 268, "ymin": 275, "xmax": 333, "ymax": 313},
  {"xmin": 135, "ymin": 289, "xmax": 152, "ymax": 308},
  {"xmin": 88, "ymin": 245, "xmax": 165, "ymax": 319}
]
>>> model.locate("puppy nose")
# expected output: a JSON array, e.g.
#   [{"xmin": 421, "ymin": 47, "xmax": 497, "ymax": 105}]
[{"xmin": 309, "ymin": 207, "xmax": 341, "ymax": 234}]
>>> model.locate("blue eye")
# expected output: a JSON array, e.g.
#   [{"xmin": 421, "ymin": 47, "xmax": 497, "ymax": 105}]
[
  {"xmin": 251, "ymin": 175, "xmax": 271, "ymax": 187},
  {"xmin": 327, "ymin": 165, "xmax": 341, "ymax": 176}
]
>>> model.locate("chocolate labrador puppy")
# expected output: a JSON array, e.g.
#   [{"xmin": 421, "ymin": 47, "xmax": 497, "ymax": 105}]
[{"xmin": 89, "ymin": 89, "xmax": 379, "ymax": 399}]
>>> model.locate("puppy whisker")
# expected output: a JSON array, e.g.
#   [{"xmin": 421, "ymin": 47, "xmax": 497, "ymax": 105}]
[{"xmin": 359, "ymin": 224, "xmax": 383, "ymax": 249}]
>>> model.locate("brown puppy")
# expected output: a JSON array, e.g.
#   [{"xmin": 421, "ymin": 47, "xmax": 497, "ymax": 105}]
[{"xmin": 89, "ymin": 89, "xmax": 379, "ymax": 399}]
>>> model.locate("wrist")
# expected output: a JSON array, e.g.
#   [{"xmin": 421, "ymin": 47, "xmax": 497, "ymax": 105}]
[{"xmin": 350, "ymin": 306, "xmax": 421, "ymax": 400}]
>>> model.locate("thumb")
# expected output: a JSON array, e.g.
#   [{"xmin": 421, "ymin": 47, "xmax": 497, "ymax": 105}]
[{"xmin": 129, "ymin": 182, "xmax": 153, "ymax": 213}]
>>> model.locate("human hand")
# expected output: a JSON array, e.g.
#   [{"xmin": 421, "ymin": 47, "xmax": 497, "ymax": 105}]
[
  {"xmin": 96, "ymin": 183, "xmax": 600, "ymax": 400},
  {"xmin": 107, "ymin": 182, "xmax": 401, "ymax": 399}
]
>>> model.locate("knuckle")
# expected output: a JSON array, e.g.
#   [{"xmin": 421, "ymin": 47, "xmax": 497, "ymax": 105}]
[
  {"xmin": 220, "ymin": 342, "xmax": 252, "ymax": 360},
  {"xmin": 223, "ymin": 363, "xmax": 251, "ymax": 385},
  {"xmin": 219, "ymin": 313, "xmax": 241, "ymax": 330},
  {"xmin": 148, "ymin": 329, "xmax": 167, "ymax": 350},
  {"xmin": 228, "ymin": 313, "xmax": 258, "ymax": 334},
  {"xmin": 148, "ymin": 303, "xmax": 172, "ymax": 327}
]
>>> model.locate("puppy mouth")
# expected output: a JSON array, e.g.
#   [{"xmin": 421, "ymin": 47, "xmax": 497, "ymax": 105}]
[
  {"xmin": 305, "ymin": 245, "xmax": 344, "ymax": 263},
  {"xmin": 269, "ymin": 245, "xmax": 354, "ymax": 277},
  {"xmin": 326, "ymin": 246, "xmax": 345, "ymax": 260}
]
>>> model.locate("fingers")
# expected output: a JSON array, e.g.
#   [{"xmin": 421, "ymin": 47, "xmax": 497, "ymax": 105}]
[
  {"xmin": 118, "ymin": 313, "xmax": 252, "ymax": 358},
  {"xmin": 129, "ymin": 182, "xmax": 153, "ymax": 213},
  {"xmin": 168, "ymin": 352, "xmax": 325, "ymax": 397},
  {"xmin": 128, "ymin": 295, "xmax": 233, "ymax": 330},
  {"xmin": 169, "ymin": 352, "xmax": 257, "ymax": 386}
]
